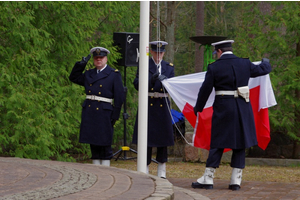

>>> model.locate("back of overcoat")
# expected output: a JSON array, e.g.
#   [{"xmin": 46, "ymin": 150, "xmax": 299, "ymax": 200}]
[
  {"xmin": 69, "ymin": 61, "xmax": 124, "ymax": 146},
  {"xmin": 194, "ymin": 54, "xmax": 272, "ymax": 149}
]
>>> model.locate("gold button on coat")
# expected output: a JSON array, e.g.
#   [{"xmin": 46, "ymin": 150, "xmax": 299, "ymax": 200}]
[
  {"xmin": 96, "ymin": 108, "xmax": 99, "ymax": 110},
  {"xmin": 160, "ymin": 104, "xmax": 163, "ymax": 107},
  {"xmin": 150, "ymin": 103, "xmax": 153, "ymax": 106},
  {"xmin": 100, "ymin": 85, "xmax": 102, "ymax": 87},
  {"xmin": 99, "ymin": 92, "xmax": 101, "ymax": 95},
  {"xmin": 90, "ymin": 84, "xmax": 92, "ymax": 86}
]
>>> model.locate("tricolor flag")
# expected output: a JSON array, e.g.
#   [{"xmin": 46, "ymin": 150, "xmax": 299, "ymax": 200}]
[{"xmin": 162, "ymin": 61, "xmax": 277, "ymax": 150}]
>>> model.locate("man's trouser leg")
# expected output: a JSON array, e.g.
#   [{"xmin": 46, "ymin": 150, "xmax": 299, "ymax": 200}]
[
  {"xmin": 156, "ymin": 147, "xmax": 168, "ymax": 179},
  {"xmin": 192, "ymin": 148, "xmax": 223, "ymax": 189},
  {"xmin": 90, "ymin": 144, "xmax": 113, "ymax": 166},
  {"xmin": 147, "ymin": 147, "xmax": 168, "ymax": 178},
  {"xmin": 229, "ymin": 149, "xmax": 245, "ymax": 190}
]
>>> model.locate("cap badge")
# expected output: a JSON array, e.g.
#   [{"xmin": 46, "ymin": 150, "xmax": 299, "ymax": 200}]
[
  {"xmin": 158, "ymin": 43, "xmax": 162, "ymax": 47},
  {"xmin": 96, "ymin": 48, "xmax": 101, "ymax": 55}
]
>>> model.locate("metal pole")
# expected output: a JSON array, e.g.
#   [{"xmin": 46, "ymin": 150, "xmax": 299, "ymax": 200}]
[
  {"xmin": 123, "ymin": 66, "xmax": 127, "ymax": 158},
  {"xmin": 137, "ymin": 1, "xmax": 149, "ymax": 173}
]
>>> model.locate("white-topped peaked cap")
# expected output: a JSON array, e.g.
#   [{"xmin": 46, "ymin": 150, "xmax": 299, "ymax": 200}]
[
  {"xmin": 90, "ymin": 47, "xmax": 110, "ymax": 57},
  {"xmin": 149, "ymin": 41, "xmax": 168, "ymax": 52},
  {"xmin": 211, "ymin": 40, "xmax": 234, "ymax": 54},
  {"xmin": 211, "ymin": 40, "xmax": 234, "ymax": 49}
]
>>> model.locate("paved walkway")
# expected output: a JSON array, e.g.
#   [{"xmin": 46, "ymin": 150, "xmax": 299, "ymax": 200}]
[
  {"xmin": 0, "ymin": 157, "xmax": 299, "ymax": 200},
  {"xmin": 0, "ymin": 157, "xmax": 207, "ymax": 200},
  {"xmin": 169, "ymin": 178, "xmax": 300, "ymax": 200}
]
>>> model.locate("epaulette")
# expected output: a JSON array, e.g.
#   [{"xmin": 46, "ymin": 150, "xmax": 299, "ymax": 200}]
[
  {"xmin": 169, "ymin": 63, "xmax": 174, "ymax": 66},
  {"xmin": 86, "ymin": 68, "xmax": 89, "ymax": 71},
  {"xmin": 115, "ymin": 69, "xmax": 119, "ymax": 72}
]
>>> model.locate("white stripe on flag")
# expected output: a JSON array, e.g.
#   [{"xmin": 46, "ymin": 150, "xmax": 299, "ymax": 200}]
[{"xmin": 162, "ymin": 61, "xmax": 277, "ymax": 111}]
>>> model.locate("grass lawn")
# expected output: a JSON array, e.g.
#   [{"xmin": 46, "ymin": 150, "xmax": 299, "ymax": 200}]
[{"xmin": 82, "ymin": 158, "xmax": 300, "ymax": 183}]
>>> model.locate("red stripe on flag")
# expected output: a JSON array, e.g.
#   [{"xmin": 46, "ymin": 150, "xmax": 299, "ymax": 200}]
[
  {"xmin": 182, "ymin": 102, "xmax": 212, "ymax": 150},
  {"xmin": 250, "ymin": 86, "xmax": 271, "ymax": 150},
  {"xmin": 182, "ymin": 86, "xmax": 271, "ymax": 151},
  {"xmin": 194, "ymin": 107, "xmax": 213, "ymax": 150},
  {"xmin": 182, "ymin": 102, "xmax": 197, "ymax": 128}
]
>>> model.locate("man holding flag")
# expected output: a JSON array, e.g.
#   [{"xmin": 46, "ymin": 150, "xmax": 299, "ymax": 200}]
[
  {"xmin": 132, "ymin": 41, "xmax": 175, "ymax": 179},
  {"xmin": 192, "ymin": 40, "xmax": 272, "ymax": 191}
]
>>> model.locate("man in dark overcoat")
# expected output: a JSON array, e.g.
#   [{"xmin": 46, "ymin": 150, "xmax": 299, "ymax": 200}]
[
  {"xmin": 132, "ymin": 41, "xmax": 174, "ymax": 178},
  {"xmin": 192, "ymin": 40, "xmax": 272, "ymax": 190},
  {"xmin": 69, "ymin": 47, "xmax": 124, "ymax": 166}
]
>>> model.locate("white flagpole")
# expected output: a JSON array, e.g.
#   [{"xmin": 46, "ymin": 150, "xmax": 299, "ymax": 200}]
[{"xmin": 137, "ymin": 1, "xmax": 149, "ymax": 173}]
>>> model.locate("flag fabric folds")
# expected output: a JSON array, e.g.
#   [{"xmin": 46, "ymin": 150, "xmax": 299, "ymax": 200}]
[{"xmin": 162, "ymin": 61, "xmax": 277, "ymax": 150}]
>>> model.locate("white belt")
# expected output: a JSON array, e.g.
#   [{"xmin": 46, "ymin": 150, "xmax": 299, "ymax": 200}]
[
  {"xmin": 215, "ymin": 86, "xmax": 250, "ymax": 102},
  {"xmin": 215, "ymin": 90, "xmax": 238, "ymax": 97},
  {"xmin": 86, "ymin": 95, "xmax": 113, "ymax": 103},
  {"xmin": 148, "ymin": 92, "xmax": 169, "ymax": 98}
]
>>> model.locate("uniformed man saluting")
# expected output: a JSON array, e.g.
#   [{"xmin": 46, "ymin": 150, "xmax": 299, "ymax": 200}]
[
  {"xmin": 69, "ymin": 47, "xmax": 124, "ymax": 166},
  {"xmin": 132, "ymin": 41, "xmax": 175, "ymax": 179}
]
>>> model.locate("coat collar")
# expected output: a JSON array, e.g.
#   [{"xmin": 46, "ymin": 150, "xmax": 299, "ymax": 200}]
[
  {"xmin": 149, "ymin": 59, "xmax": 167, "ymax": 74},
  {"xmin": 217, "ymin": 53, "xmax": 238, "ymax": 61},
  {"xmin": 89, "ymin": 65, "xmax": 112, "ymax": 83},
  {"xmin": 149, "ymin": 58, "xmax": 159, "ymax": 74},
  {"xmin": 220, "ymin": 51, "xmax": 233, "ymax": 57}
]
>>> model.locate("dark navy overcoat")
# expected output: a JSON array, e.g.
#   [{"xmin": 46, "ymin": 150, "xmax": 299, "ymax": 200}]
[
  {"xmin": 69, "ymin": 61, "xmax": 124, "ymax": 146},
  {"xmin": 194, "ymin": 53, "xmax": 272, "ymax": 149},
  {"xmin": 132, "ymin": 59, "xmax": 175, "ymax": 147}
]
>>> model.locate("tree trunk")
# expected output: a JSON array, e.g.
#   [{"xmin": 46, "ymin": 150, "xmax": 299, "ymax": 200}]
[
  {"xmin": 149, "ymin": 2, "xmax": 153, "ymax": 40},
  {"xmin": 165, "ymin": 1, "xmax": 175, "ymax": 63},
  {"xmin": 195, "ymin": 1, "xmax": 204, "ymax": 72},
  {"xmin": 293, "ymin": 41, "xmax": 300, "ymax": 158}
]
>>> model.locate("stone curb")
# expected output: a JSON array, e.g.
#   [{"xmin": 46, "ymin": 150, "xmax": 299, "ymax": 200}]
[
  {"xmin": 245, "ymin": 157, "xmax": 300, "ymax": 167},
  {"xmin": 111, "ymin": 167, "xmax": 174, "ymax": 200}
]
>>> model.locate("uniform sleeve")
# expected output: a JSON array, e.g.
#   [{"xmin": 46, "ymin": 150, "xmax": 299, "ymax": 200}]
[
  {"xmin": 111, "ymin": 72, "xmax": 125, "ymax": 120},
  {"xmin": 194, "ymin": 65, "xmax": 214, "ymax": 114},
  {"xmin": 250, "ymin": 60, "xmax": 272, "ymax": 78},
  {"xmin": 69, "ymin": 61, "xmax": 87, "ymax": 86}
]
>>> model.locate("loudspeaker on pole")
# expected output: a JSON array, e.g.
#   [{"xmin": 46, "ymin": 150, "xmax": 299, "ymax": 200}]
[{"xmin": 113, "ymin": 32, "xmax": 139, "ymax": 67}]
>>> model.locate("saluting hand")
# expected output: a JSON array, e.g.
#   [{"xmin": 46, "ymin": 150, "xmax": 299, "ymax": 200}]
[
  {"xmin": 82, "ymin": 54, "xmax": 91, "ymax": 63},
  {"xmin": 75, "ymin": 54, "xmax": 91, "ymax": 68}
]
